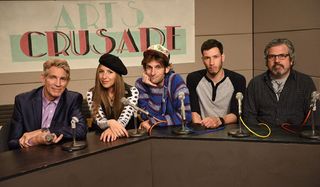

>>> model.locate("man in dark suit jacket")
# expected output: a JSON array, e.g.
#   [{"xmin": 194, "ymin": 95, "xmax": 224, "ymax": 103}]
[{"xmin": 8, "ymin": 59, "xmax": 87, "ymax": 150}]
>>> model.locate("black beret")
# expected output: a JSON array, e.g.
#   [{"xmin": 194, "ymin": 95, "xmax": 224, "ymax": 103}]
[{"xmin": 99, "ymin": 54, "xmax": 128, "ymax": 75}]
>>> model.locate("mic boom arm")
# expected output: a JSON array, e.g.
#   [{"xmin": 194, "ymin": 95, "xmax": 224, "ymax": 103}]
[{"xmin": 121, "ymin": 97, "xmax": 152, "ymax": 117}]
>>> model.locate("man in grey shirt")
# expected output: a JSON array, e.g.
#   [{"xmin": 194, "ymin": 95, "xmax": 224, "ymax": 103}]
[{"xmin": 187, "ymin": 39, "xmax": 246, "ymax": 128}]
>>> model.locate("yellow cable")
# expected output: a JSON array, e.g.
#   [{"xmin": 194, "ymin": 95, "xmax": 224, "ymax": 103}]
[{"xmin": 239, "ymin": 116, "xmax": 271, "ymax": 138}]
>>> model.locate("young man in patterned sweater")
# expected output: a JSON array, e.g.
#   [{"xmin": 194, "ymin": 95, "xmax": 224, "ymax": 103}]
[{"xmin": 135, "ymin": 44, "xmax": 192, "ymax": 130}]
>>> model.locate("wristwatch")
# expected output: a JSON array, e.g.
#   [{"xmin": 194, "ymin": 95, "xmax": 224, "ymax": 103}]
[
  {"xmin": 41, "ymin": 128, "xmax": 53, "ymax": 143},
  {"xmin": 219, "ymin": 117, "xmax": 225, "ymax": 126},
  {"xmin": 45, "ymin": 134, "xmax": 54, "ymax": 143}
]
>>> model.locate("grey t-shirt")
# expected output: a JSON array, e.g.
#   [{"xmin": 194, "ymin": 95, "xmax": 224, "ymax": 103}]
[
  {"xmin": 187, "ymin": 69, "xmax": 246, "ymax": 118},
  {"xmin": 197, "ymin": 76, "xmax": 234, "ymax": 118}
]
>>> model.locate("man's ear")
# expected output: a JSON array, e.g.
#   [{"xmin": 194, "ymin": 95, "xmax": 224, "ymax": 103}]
[
  {"xmin": 165, "ymin": 67, "xmax": 170, "ymax": 74},
  {"xmin": 290, "ymin": 60, "xmax": 294, "ymax": 66},
  {"xmin": 40, "ymin": 74, "xmax": 45, "ymax": 84}
]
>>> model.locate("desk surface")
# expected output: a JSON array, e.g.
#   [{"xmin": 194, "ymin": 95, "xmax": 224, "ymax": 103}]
[
  {"xmin": 0, "ymin": 132, "xmax": 149, "ymax": 181},
  {"xmin": 152, "ymin": 123, "xmax": 320, "ymax": 144},
  {"xmin": 1, "ymin": 124, "xmax": 320, "ymax": 183}
]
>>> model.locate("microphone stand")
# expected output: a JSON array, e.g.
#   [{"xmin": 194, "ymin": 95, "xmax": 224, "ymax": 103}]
[
  {"xmin": 228, "ymin": 125, "xmax": 238, "ymax": 136},
  {"xmin": 228, "ymin": 92, "xmax": 249, "ymax": 137},
  {"xmin": 128, "ymin": 111, "xmax": 147, "ymax": 137},
  {"xmin": 231, "ymin": 113, "xmax": 249, "ymax": 138},
  {"xmin": 172, "ymin": 118, "xmax": 193, "ymax": 135},
  {"xmin": 172, "ymin": 98, "xmax": 193, "ymax": 135},
  {"xmin": 301, "ymin": 100, "xmax": 320, "ymax": 139},
  {"xmin": 62, "ymin": 119, "xmax": 87, "ymax": 152}
]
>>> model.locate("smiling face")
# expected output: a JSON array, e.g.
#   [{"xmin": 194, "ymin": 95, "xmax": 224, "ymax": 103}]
[
  {"xmin": 144, "ymin": 60, "xmax": 169, "ymax": 87},
  {"xmin": 98, "ymin": 64, "xmax": 116, "ymax": 89},
  {"xmin": 41, "ymin": 66, "xmax": 69, "ymax": 101},
  {"xmin": 266, "ymin": 44, "xmax": 293, "ymax": 79}
]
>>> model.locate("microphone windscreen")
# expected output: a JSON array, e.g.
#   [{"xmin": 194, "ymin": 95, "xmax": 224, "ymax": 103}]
[
  {"xmin": 312, "ymin": 91, "xmax": 318, "ymax": 97},
  {"xmin": 235, "ymin": 92, "xmax": 243, "ymax": 100},
  {"xmin": 72, "ymin": 116, "xmax": 79, "ymax": 123},
  {"xmin": 178, "ymin": 92, "xmax": 185, "ymax": 100},
  {"xmin": 311, "ymin": 91, "xmax": 320, "ymax": 101}
]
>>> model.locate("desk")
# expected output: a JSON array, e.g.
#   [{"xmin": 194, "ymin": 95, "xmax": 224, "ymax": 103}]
[
  {"xmin": 1, "ymin": 125, "xmax": 320, "ymax": 187},
  {"xmin": 0, "ymin": 133, "xmax": 152, "ymax": 187},
  {"xmin": 150, "ymin": 124, "xmax": 320, "ymax": 187}
]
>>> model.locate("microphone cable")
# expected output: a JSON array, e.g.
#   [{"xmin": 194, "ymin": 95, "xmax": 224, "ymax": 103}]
[
  {"xmin": 282, "ymin": 91, "xmax": 319, "ymax": 134},
  {"xmin": 148, "ymin": 117, "xmax": 167, "ymax": 136},
  {"xmin": 239, "ymin": 108, "xmax": 312, "ymax": 137},
  {"xmin": 239, "ymin": 116, "xmax": 271, "ymax": 138},
  {"xmin": 137, "ymin": 114, "xmax": 167, "ymax": 136},
  {"xmin": 280, "ymin": 109, "xmax": 312, "ymax": 134}
]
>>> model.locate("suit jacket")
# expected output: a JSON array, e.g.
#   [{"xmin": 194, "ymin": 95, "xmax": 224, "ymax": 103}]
[{"xmin": 8, "ymin": 86, "xmax": 87, "ymax": 149}]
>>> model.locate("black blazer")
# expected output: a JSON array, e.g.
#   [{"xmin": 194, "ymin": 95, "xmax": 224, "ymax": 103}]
[{"xmin": 8, "ymin": 86, "xmax": 87, "ymax": 149}]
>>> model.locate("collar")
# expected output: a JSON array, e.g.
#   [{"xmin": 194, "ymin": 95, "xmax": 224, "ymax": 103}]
[
  {"xmin": 204, "ymin": 69, "xmax": 226, "ymax": 85},
  {"xmin": 42, "ymin": 88, "xmax": 60, "ymax": 106}
]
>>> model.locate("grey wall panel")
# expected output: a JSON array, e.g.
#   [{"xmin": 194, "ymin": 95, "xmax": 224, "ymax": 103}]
[
  {"xmin": 254, "ymin": 0, "xmax": 320, "ymax": 32},
  {"xmin": 196, "ymin": 0, "xmax": 252, "ymax": 35}
]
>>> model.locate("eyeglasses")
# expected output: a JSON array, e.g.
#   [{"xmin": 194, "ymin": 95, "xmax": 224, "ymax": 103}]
[{"xmin": 267, "ymin": 54, "xmax": 290, "ymax": 61}]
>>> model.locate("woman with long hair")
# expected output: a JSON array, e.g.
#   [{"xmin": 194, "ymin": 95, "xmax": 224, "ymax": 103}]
[{"xmin": 87, "ymin": 54, "xmax": 138, "ymax": 142}]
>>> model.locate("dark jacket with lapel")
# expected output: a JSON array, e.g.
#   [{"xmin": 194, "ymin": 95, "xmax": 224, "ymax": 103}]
[{"xmin": 8, "ymin": 86, "xmax": 87, "ymax": 149}]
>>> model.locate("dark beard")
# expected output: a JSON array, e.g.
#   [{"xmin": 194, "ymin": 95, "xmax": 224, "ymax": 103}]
[{"xmin": 206, "ymin": 66, "xmax": 221, "ymax": 77}]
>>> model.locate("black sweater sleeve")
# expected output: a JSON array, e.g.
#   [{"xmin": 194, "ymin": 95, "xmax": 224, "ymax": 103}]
[{"xmin": 186, "ymin": 70, "xmax": 207, "ymax": 115}]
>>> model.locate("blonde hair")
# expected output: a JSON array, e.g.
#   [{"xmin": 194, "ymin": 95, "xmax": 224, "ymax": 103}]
[{"xmin": 43, "ymin": 58, "xmax": 70, "ymax": 80}]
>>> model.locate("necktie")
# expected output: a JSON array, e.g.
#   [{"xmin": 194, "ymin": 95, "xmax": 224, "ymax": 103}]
[{"xmin": 273, "ymin": 80, "xmax": 283, "ymax": 100}]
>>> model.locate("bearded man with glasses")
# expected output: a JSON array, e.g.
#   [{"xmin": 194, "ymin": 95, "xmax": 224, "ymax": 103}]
[{"xmin": 243, "ymin": 38, "xmax": 317, "ymax": 127}]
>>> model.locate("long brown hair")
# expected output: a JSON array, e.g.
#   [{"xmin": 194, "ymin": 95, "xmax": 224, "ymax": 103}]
[{"xmin": 91, "ymin": 64, "xmax": 126, "ymax": 120}]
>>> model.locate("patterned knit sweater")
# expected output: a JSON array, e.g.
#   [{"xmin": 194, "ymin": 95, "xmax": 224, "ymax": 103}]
[
  {"xmin": 135, "ymin": 71, "xmax": 191, "ymax": 126},
  {"xmin": 86, "ymin": 84, "xmax": 139, "ymax": 129}
]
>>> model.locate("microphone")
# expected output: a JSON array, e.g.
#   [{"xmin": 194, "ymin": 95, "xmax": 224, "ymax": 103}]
[
  {"xmin": 121, "ymin": 97, "xmax": 148, "ymax": 137},
  {"xmin": 235, "ymin": 92, "xmax": 243, "ymax": 115},
  {"xmin": 301, "ymin": 91, "xmax": 320, "ymax": 139},
  {"xmin": 310, "ymin": 91, "xmax": 320, "ymax": 110},
  {"xmin": 62, "ymin": 116, "xmax": 87, "ymax": 152},
  {"xmin": 228, "ymin": 92, "xmax": 249, "ymax": 138},
  {"xmin": 178, "ymin": 92, "xmax": 186, "ymax": 121},
  {"xmin": 121, "ymin": 97, "xmax": 151, "ymax": 117},
  {"xmin": 172, "ymin": 91, "xmax": 193, "ymax": 135},
  {"xmin": 71, "ymin": 117, "xmax": 79, "ymax": 129},
  {"xmin": 70, "ymin": 117, "xmax": 79, "ymax": 144}
]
